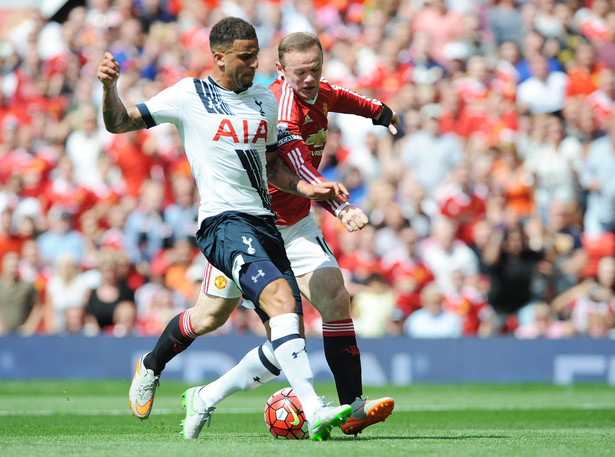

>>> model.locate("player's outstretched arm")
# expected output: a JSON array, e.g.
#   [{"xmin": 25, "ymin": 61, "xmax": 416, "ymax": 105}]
[
  {"xmin": 338, "ymin": 204, "xmax": 369, "ymax": 232},
  {"xmin": 373, "ymin": 103, "xmax": 401, "ymax": 135},
  {"xmin": 97, "ymin": 52, "xmax": 146, "ymax": 133},
  {"xmin": 266, "ymin": 152, "xmax": 349, "ymax": 201}
]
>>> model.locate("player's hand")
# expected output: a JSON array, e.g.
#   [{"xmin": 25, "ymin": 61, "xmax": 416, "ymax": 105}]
[
  {"xmin": 338, "ymin": 205, "xmax": 369, "ymax": 232},
  {"xmin": 299, "ymin": 181, "xmax": 349, "ymax": 201},
  {"xmin": 373, "ymin": 103, "xmax": 401, "ymax": 135},
  {"xmin": 388, "ymin": 110, "xmax": 401, "ymax": 135},
  {"xmin": 97, "ymin": 52, "xmax": 120, "ymax": 88}
]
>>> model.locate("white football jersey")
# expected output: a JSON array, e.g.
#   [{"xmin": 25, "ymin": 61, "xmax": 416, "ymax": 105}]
[{"xmin": 137, "ymin": 76, "xmax": 278, "ymax": 224}]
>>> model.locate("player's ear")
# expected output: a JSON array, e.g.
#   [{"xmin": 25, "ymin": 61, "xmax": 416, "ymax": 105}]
[
  {"xmin": 275, "ymin": 61, "xmax": 284, "ymax": 76},
  {"xmin": 213, "ymin": 51, "xmax": 225, "ymax": 68}
]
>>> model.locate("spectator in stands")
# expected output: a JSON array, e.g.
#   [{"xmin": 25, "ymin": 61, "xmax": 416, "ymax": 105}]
[
  {"xmin": 384, "ymin": 224, "xmax": 434, "ymax": 331},
  {"xmin": 483, "ymin": 223, "xmax": 544, "ymax": 332},
  {"xmin": 532, "ymin": 200, "xmax": 588, "ymax": 301},
  {"xmin": 18, "ymin": 239, "xmax": 48, "ymax": 295},
  {"xmin": 337, "ymin": 224, "xmax": 383, "ymax": 297},
  {"xmin": 488, "ymin": 0, "xmax": 525, "ymax": 47},
  {"xmin": 0, "ymin": 251, "xmax": 42, "ymax": 335},
  {"xmin": 515, "ymin": 31, "xmax": 564, "ymax": 83},
  {"xmin": 36, "ymin": 205, "xmax": 85, "ymax": 266},
  {"xmin": 443, "ymin": 269, "xmax": 495, "ymax": 337},
  {"xmin": 514, "ymin": 301, "xmax": 572, "ymax": 339},
  {"xmin": 435, "ymin": 162, "xmax": 486, "ymax": 244},
  {"xmin": 420, "ymin": 216, "xmax": 480, "ymax": 293},
  {"xmin": 351, "ymin": 272, "xmax": 396, "ymax": 338},
  {"xmin": 401, "ymin": 103, "xmax": 464, "ymax": 192},
  {"xmin": 411, "ymin": 0, "xmax": 464, "ymax": 67},
  {"xmin": 566, "ymin": 41, "xmax": 607, "ymax": 99},
  {"xmin": 164, "ymin": 238, "xmax": 197, "ymax": 305},
  {"xmin": 523, "ymin": 115, "xmax": 582, "ymax": 221},
  {"xmin": 372, "ymin": 200, "xmax": 409, "ymax": 258},
  {"xmin": 595, "ymin": 11, "xmax": 615, "ymax": 70},
  {"xmin": 0, "ymin": 208, "xmax": 25, "ymax": 264},
  {"xmin": 43, "ymin": 252, "xmax": 88, "ymax": 334},
  {"xmin": 517, "ymin": 54, "xmax": 569, "ymax": 115},
  {"xmin": 123, "ymin": 179, "xmax": 171, "ymax": 269},
  {"xmin": 85, "ymin": 250, "xmax": 136, "ymax": 337},
  {"xmin": 404, "ymin": 282, "xmax": 463, "ymax": 338},
  {"xmin": 580, "ymin": 115, "xmax": 615, "ymax": 236},
  {"xmin": 551, "ymin": 255, "xmax": 615, "ymax": 336},
  {"xmin": 64, "ymin": 103, "xmax": 108, "ymax": 188},
  {"xmin": 584, "ymin": 67, "xmax": 614, "ymax": 130},
  {"xmin": 163, "ymin": 174, "xmax": 198, "ymax": 243},
  {"xmin": 575, "ymin": 0, "xmax": 612, "ymax": 45}
]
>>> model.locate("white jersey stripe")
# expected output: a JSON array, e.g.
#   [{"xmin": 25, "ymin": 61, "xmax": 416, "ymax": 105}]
[{"xmin": 288, "ymin": 147, "xmax": 322, "ymax": 184}]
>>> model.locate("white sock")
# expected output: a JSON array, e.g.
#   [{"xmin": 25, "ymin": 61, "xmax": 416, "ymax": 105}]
[
  {"xmin": 199, "ymin": 341, "xmax": 281, "ymax": 407},
  {"xmin": 269, "ymin": 313, "xmax": 320, "ymax": 423}
]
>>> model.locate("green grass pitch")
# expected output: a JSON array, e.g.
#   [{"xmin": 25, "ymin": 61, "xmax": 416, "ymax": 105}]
[{"xmin": 0, "ymin": 380, "xmax": 614, "ymax": 457}]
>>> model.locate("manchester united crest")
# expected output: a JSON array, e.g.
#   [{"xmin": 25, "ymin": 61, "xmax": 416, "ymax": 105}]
[{"xmin": 214, "ymin": 275, "xmax": 228, "ymax": 290}]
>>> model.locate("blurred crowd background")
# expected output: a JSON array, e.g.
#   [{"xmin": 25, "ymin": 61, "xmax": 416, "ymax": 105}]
[{"xmin": 1, "ymin": 0, "xmax": 615, "ymax": 339}]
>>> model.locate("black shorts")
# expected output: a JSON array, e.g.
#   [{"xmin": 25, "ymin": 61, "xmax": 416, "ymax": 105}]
[{"xmin": 195, "ymin": 211, "xmax": 301, "ymax": 314}]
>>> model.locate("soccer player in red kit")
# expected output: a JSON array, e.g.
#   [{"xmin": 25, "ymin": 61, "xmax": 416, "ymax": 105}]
[{"xmin": 129, "ymin": 32, "xmax": 400, "ymax": 438}]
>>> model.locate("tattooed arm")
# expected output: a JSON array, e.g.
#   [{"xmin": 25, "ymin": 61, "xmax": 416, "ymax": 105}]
[
  {"xmin": 266, "ymin": 151, "xmax": 349, "ymax": 201},
  {"xmin": 97, "ymin": 52, "xmax": 146, "ymax": 133}
]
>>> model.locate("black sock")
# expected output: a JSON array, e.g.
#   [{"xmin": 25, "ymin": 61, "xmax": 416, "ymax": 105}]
[
  {"xmin": 144, "ymin": 310, "xmax": 196, "ymax": 376},
  {"xmin": 322, "ymin": 319, "xmax": 362, "ymax": 405}
]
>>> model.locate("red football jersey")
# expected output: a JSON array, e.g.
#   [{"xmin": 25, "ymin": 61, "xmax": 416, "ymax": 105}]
[{"xmin": 268, "ymin": 77, "xmax": 383, "ymax": 225}]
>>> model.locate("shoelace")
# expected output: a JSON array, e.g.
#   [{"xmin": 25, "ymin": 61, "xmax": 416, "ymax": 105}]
[
  {"xmin": 201, "ymin": 406, "xmax": 216, "ymax": 428},
  {"xmin": 136, "ymin": 374, "xmax": 159, "ymax": 397}
]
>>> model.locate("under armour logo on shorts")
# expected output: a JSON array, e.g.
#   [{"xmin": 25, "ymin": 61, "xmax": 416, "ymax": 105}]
[{"xmin": 242, "ymin": 236, "xmax": 256, "ymax": 254}]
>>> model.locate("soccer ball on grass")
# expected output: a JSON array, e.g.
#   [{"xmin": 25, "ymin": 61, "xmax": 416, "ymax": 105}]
[{"xmin": 264, "ymin": 387, "xmax": 309, "ymax": 439}]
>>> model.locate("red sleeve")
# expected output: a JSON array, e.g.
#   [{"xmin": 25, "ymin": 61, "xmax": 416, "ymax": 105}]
[
  {"xmin": 324, "ymin": 80, "xmax": 384, "ymax": 119},
  {"xmin": 276, "ymin": 123, "xmax": 348, "ymax": 216}
]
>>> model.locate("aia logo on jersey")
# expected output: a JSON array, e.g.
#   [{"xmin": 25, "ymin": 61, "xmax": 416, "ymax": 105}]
[
  {"xmin": 306, "ymin": 128, "xmax": 327, "ymax": 149},
  {"xmin": 213, "ymin": 119, "xmax": 268, "ymax": 144},
  {"xmin": 213, "ymin": 275, "xmax": 228, "ymax": 290}
]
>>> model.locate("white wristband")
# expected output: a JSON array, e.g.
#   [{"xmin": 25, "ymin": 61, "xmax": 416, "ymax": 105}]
[{"xmin": 334, "ymin": 202, "xmax": 350, "ymax": 217}]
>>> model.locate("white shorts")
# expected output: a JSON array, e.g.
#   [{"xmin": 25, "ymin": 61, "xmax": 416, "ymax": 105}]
[{"xmin": 201, "ymin": 212, "xmax": 339, "ymax": 300}]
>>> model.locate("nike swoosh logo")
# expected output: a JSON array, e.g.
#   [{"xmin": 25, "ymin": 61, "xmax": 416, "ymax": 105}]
[
  {"xmin": 135, "ymin": 398, "xmax": 153, "ymax": 416},
  {"xmin": 289, "ymin": 407, "xmax": 300, "ymax": 426},
  {"xmin": 309, "ymin": 418, "xmax": 321, "ymax": 431},
  {"xmin": 188, "ymin": 390, "xmax": 201, "ymax": 417}
]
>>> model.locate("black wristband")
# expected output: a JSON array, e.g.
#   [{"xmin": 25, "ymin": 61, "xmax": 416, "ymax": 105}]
[{"xmin": 372, "ymin": 103, "xmax": 393, "ymax": 127}]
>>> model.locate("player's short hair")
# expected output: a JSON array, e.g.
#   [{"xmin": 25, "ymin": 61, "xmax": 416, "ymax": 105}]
[
  {"xmin": 278, "ymin": 32, "xmax": 323, "ymax": 66},
  {"xmin": 209, "ymin": 17, "xmax": 257, "ymax": 53}
]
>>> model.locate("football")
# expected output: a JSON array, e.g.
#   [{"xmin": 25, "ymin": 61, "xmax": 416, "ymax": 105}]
[{"xmin": 264, "ymin": 387, "xmax": 309, "ymax": 439}]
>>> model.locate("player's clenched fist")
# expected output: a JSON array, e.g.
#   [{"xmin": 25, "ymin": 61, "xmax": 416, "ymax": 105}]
[
  {"xmin": 338, "ymin": 205, "xmax": 369, "ymax": 232},
  {"xmin": 97, "ymin": 52, "xmax": 120, "ymax": 87}
]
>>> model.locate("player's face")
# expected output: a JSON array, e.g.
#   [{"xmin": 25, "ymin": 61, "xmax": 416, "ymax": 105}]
[
  {"xmin": 278, "ymin": 46, "xmax": 323, "ymax": 101},
  {"xmin": 220, "ymin": 39, "xmax": 259, "ymax": 91}
]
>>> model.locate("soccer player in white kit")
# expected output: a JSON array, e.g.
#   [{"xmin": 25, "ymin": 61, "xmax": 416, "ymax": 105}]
[{"xmin": 97, "ymin": 17, "xmax": 352, "ymax": 441}]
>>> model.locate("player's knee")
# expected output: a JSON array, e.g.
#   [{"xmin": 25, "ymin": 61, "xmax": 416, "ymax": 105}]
[
  {"xmin": 321, "ymin": 287, "xmax": 351, "ymax": 321},
  {"xmin": 260, "ymin": 280, "xmax": 298, "ymax": 316},
  {"xmin": 191, "ymin": 295, "xmax": 237, "ymax": 334}
]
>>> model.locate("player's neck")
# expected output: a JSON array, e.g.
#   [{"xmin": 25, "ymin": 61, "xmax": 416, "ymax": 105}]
[{"xmin": 209, "ymin": 73, "xmax": 249, "ymax": 93}]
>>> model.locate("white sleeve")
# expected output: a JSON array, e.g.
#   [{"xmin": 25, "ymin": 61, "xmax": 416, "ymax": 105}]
[{"xmin": 137, "ymin": 78, "xmax": 189, "ymax": 128}]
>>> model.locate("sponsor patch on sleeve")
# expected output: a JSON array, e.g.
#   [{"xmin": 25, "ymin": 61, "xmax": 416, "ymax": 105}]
[{"xmin": 277, "ymin": 127, "xmax": 303, "ymax": 148}]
